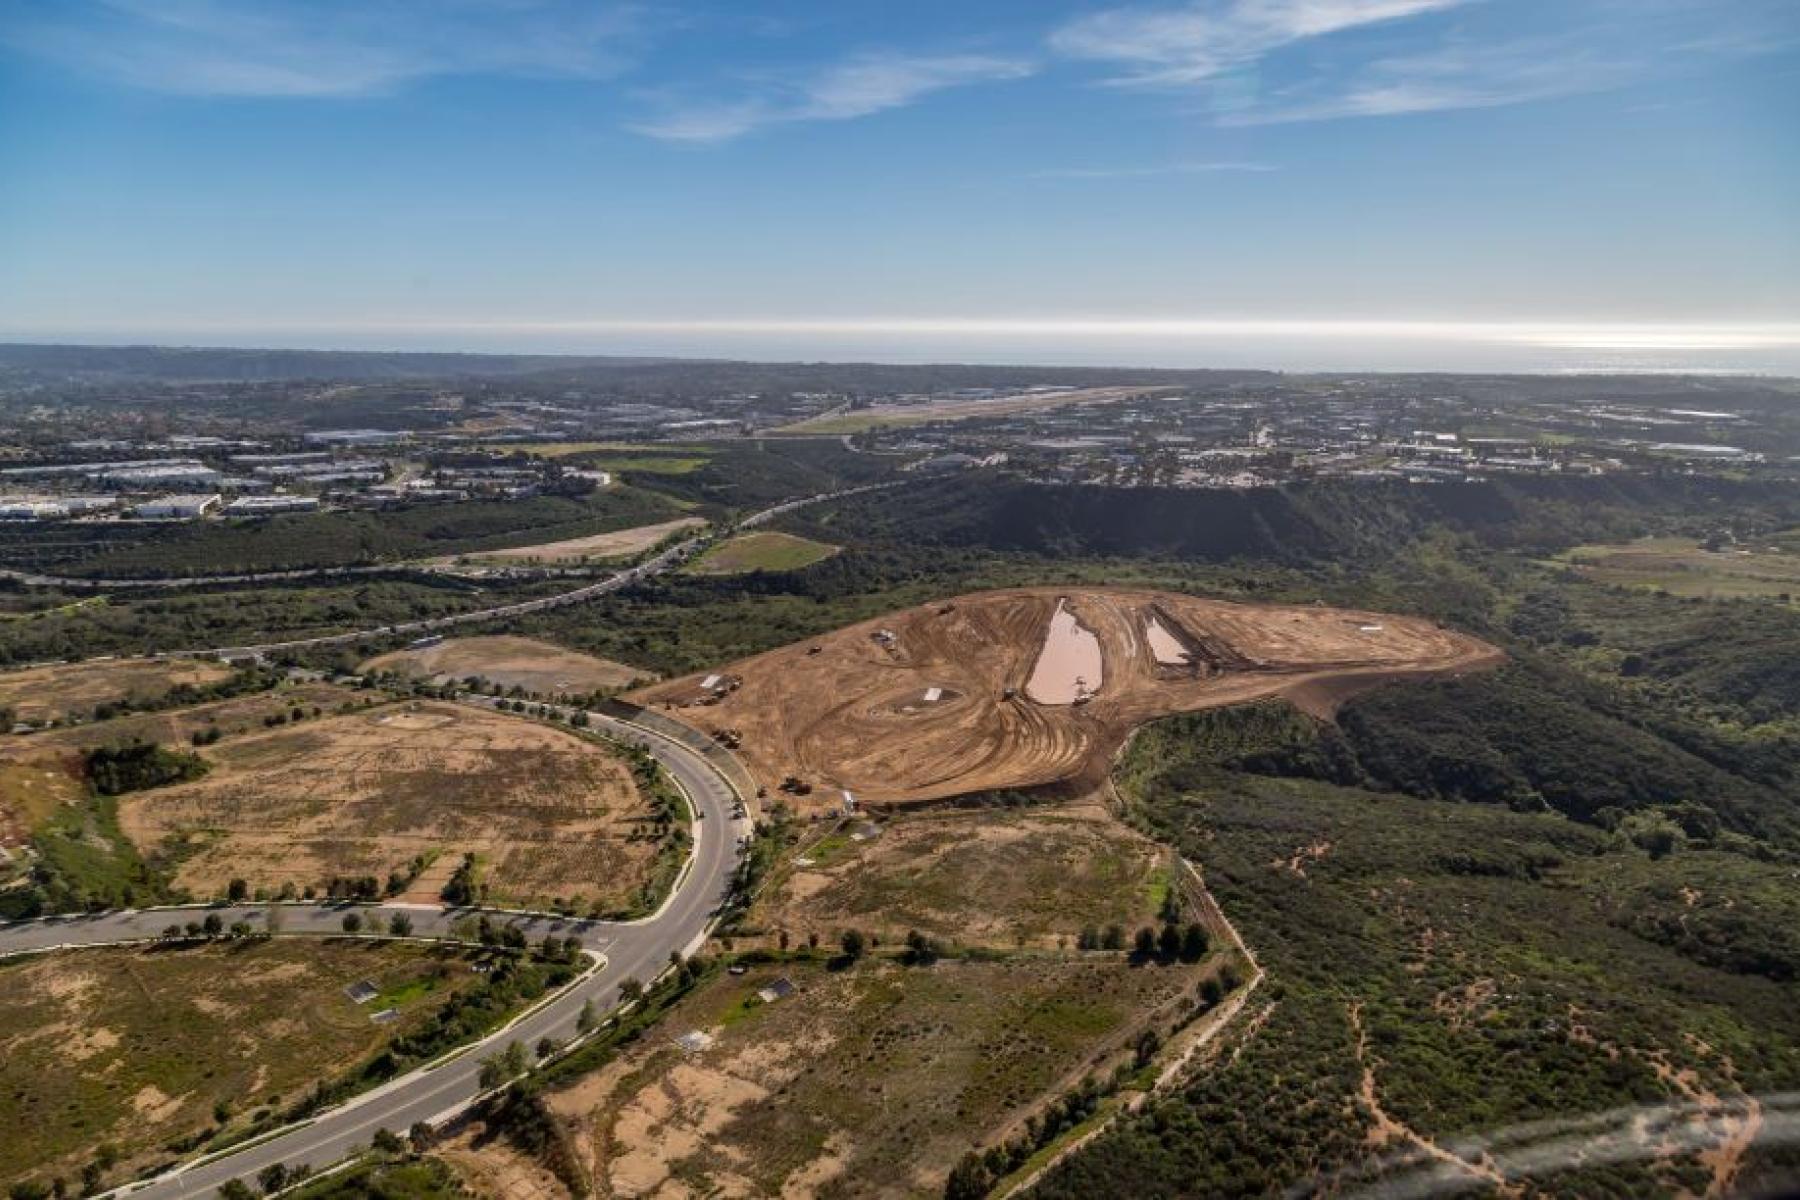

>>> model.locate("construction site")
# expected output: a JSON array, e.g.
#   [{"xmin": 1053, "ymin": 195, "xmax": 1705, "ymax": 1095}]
[{"xmin": 630, "ymin": 587, "xmax": 1502, "ymax": 809}]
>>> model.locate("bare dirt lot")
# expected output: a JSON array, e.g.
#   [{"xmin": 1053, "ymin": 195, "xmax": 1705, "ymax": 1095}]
[
  {"xmin": 753, "ymin": 802, "xmax": 1168, "ymax": 951},
  {"xmin": 0, "ymin": 658, "xmax": 233, "ymax": 726},
  {"xmin": 452, "ymin": 517, "xmax": 706, "ymax": 565},
  {"xmin": 362, "ymin": 635, "xmax": 652, "ymax": 694},
  {"xmin": 532, "ymin": 957, "xmax": 1203, "ymax": 1199},
  {"xmin": 117, "ymin": 701, "xmax": 660, "ymax": 910},
  {"xmin": 0, "ymin": 939, "xmax": 485, "ymax": 1189},
  {"xmin": 631, "ymin": 587, "xmax": 1501, "ymax": 808}
]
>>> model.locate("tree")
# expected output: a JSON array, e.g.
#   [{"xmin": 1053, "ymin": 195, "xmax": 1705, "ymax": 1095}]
[
  {"xmin": 227, "ymin": 878, "xmax": 249, "ymax": 902},
  {"xmin": 1180, "ymin": 923, "xmax": 1209, "ymax": 963},
  {"xmin": 202, "ymin": 913, "xmax": 224, "ymax": 938},
  {"xmin": 839, "ymin": 929, "xmax": 866, "ymax": 961},
  {"xmin": 256, "ymin": 1163, "xmax": 287, "ymax": 1195},
  {"xmin": 217, "ymin": 1183, "xmax": 255, "ymax": 1200},
  {"xmin": 10, "ymin": 1182, "xmax": 51, "ymax": 1200},
  {"xmin": 1133, "ymin": 927, "xmax": 1157, "ymax": 958},
  {"xmin": 945, "ymin": 1153, "xmax": 992, "ymax": 1200},
  {"xmin": 1101, "ymin": 924, "xmax": 1125, "ymax": 951},
  {"xmin": 388, "ymin": 913, "xmax": 413, "ymax": 937},
  {"xmin": 341, "ymin": 912, "xmax": 363, "ymax": 933},
  {"xmin": 408, "ymin": 1122, "xmax": 437, "ymax": 1152},
  {"xmin": 904, "ymin": 929, "xmax": 938, "ymax": 965},
  {"xmin": 536, "ymin": 1035, "xmax": 560, "ymax": 1060},
  {"xmin": 577, "ymin": 998, "xmax": 598, "ymax": 1033},
  {"xmin": 618, "ymin": 976, "xmax": 645, "ymax": 1003},
  {"xmin": 371, "ymin": 1127, "xmax": 405, "ymax": 1154},
  {"xmin": 1077, "ymin": 925, "xmax": 1100, "ymax": 951},
  {"xmin": 1159, "ymin": 885, "xmax": 1182, "ymax": 924},
  {"xmin": 1158, "ymin": 922, "xmax": 1182, "ymax": 961},
  {"xmin": 478, "ymin": 1040, "xmax": 528, "ymax": 1089}
]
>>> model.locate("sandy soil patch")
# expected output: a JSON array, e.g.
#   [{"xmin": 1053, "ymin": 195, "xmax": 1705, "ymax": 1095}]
[
  {"xmin": 438, "ymin": 1128, "xmax": 572, "ymax": 1200},
  {"xmin": 631, "ymin": 587, "xmax": 1501, "ymax": 808},
  {"xmin": 117, "ymin": 700, "xmax": 658, "ymax": 910},
  {"xmin": 362, "ymin": 635, "xmax": 651, "ymax": 695},
  {"xmin": 458, "ymin": 517, "xmax": 705, "ymax": 565}
]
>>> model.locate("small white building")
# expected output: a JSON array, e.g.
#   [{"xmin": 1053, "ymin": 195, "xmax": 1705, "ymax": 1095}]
[{"xmin": 132, "ymin": 493, "xmax": 221, "ymax": 520}]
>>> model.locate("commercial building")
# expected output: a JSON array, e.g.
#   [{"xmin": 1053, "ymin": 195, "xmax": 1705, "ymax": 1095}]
[
  {"xmin": 132, "ymin": 493, "xmax": 222, "ymax": 520},
  {"xmin": 223, "ymin": 494, "xmax": 321, "ymax": 516}
]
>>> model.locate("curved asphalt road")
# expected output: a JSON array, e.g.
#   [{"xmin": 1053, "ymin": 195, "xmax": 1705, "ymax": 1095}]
[{"xmin": 0, "ymin": 707, "xmax": 748, "ymax": 1198}]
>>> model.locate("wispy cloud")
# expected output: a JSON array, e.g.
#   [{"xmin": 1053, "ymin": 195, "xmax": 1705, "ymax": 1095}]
[
  {"xmin": 1031, "ymin": 160, "xmax": 1277, "ymax": 178},
  {"xmin": 0, "ymin": 0, "xmax": 647, "ymax": 97},
  {"xmin": 1222, "ymin": 34, "xmax": 1636, "ymax": 124},
  {"xmin": 1050, "ymin": 0, "xmax": 1469, "ymax": 88},
  {"xmin": 1051, "ymin": 0, "xmax": 1794, "ymax": 125},
  {"xmin": 629, "ymin": 52, "xmax": 1035, "ymax": 142}
]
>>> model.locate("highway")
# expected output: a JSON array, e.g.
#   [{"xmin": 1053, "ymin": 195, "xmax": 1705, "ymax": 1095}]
[
  {"xmin": 0, "ymin": 704, "xmax": 749, "ymax": 1198},
  {"xmin": 152, "ymin": 481, "xmax": 895, "ymax": 659}
]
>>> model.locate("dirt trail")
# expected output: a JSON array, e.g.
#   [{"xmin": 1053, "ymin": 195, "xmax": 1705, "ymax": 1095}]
[{"xmin": 1347, "ymin": 1001, "xmax": 1516, "ymax": 1192}]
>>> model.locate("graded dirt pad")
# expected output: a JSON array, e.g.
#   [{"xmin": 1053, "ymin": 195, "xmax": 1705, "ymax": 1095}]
[
  {"xmin": 361, "ymin": 635, "xmax": 652, "ymax": 694},
  {"xmin": 0, "ymin": 658, "xmax": 233, "ymax": 725},
  {"xmin": 456, "ymin": 517, "xmax": 706, "ymax": 564},
  {"xmin": 630, "ymin": 587, "xmax": 1502, "ymax": 808},
  {"xmin": 754, "ymin": 802, "xmax": 1168, "ymax": 950},
  {"xmin": 539, "ymin": 958, "xmax": 1201, "ymax": 1199},
  {"xmin": 0, "ymin": 940, "xmax": 483, "ymax": 1189},
  {"xmin": 116, "ymin": 700, "xmax": 658, "ymax": 910}
]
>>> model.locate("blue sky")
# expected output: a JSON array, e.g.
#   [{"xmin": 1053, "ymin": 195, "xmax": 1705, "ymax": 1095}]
[{"xmin": 1, "ymin": 0, "xmax": 1797, "ymax": 365}]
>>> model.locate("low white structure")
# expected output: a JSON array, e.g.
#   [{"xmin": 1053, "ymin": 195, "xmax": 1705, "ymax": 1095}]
[
  {"xmin": 0, "ymin": 495, "xmax": 116, "ymax": 520},
  {"xmin": 224, "ymin": 494, "xmax": 320, "ymax": 516},
  {"xmin": 132, "ymin": 493, "xmax": 221, "ymax": 520}
]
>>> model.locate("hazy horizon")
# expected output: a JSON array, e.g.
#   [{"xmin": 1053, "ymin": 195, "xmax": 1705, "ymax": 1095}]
[
  {"xmin": 4, "ymin": 1, "xmax": 1796, "ymax": 356},
  {"xmin": 7, "ymin": 319, "xmax": 1800, "ymax": 376}
]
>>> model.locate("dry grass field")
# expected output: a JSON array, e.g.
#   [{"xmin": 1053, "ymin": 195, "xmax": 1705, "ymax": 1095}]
[
  {"xmin": 752, "ymin": 802, "xmax": 1168, "ymax": 951},
  {"xmin": 3, "ymin": 681, "xmax": 371, "ymax": 756},
  {"xmin": 683, "ymin": 531, "xmax": 840, "ymax": 577},
  {"xmin": 1562, "ymin": 533, "xmax": 1800, "ymax": 601},
  {"xmin": 0, "ymin": 939, "xmax": 485, "ymax": 1188},
  {"xmin": 0, "ymin": 683, "xmax": 371, "ymax": 857},
  {"xmin": 534, "ymin": 957, "xmax": 1203, "ymax": 1199},
  {"xmin": 362, "ymin": 635, "xmax": 652, "ymax": 694},
  {"xmin": 631, "ymin": 587, "xmax": 1500, "ymax": 809},
  {"xmin": 452, "ymin": 517, "xmax": 705, "ymax": 565},
  {"xmin": 117, "ymin": 701, "xmax": 659, "ymax": 910},
  {"xmin": 0, "ymin": 658, "xmax": 233, "ymax": 726}
]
